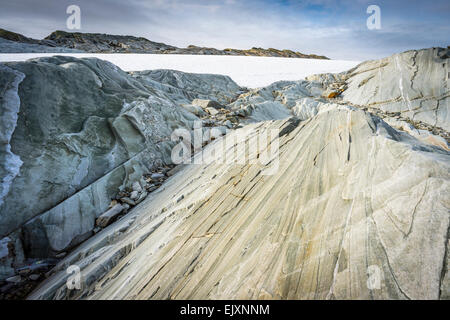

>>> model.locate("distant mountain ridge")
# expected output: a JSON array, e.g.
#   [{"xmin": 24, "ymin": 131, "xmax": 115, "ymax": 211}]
[{"xmin": 0, "ymin": 28, "xmax": 329, "ymax": 59}]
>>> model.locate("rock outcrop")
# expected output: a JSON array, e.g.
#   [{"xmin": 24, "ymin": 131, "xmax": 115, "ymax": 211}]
[
  {"xmin": 0, "ymin": 29, "xmax": 40, "ymax": 45},
  {"xmin": 0, "ymin": 56, "xmax": 242, "ymax": 283},
  {"xmin": 0, "ymin": 28, "xmax": 84, "ymax": 53},
  {"xmin": 0, "ymin": 47, "xmax": 448, "ymax": 299},
  {"xmin": 0, "ymin": 29, "xmax": 329, "ymax": 59},
  {"xmin": 28, "ymin": 108, "xmax": 449, "ymax": 300},
  {"xmin": 308, "ymin": 48, "xmax": 450, "ymax": 132},
  {"xmin": 20, "ymin": 47, "xmax": 449, "ymax": 300},
  {"xmin": 169, "ymin": 45, "xmax": 329, "ymax": 59}
]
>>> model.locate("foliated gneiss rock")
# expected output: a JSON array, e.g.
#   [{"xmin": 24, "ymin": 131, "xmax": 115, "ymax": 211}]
[
  {"xmin": 29, "ymin": 109, "xmax": 449, "ymax": 300},
  {"xmin": 96, "ymin": 203, "xmax": 128, "ymax": 228},
  {"xmin": 1, "ymin": 47, "xmax": 449, "ymax": 299},
  {"xmin": 0, "ymin": 56, "xmax": 243, "ymax": 279},
  {"xmin": 340, "ymin": 47, "xmax": 450, "ymax": 131},
  {"xmin": 0, "ymin": 64, "xmax": 25, "ymax": 208},
  {"xmin": 29, "ymin": 49, "xmax": 450, "ymax": 300}
]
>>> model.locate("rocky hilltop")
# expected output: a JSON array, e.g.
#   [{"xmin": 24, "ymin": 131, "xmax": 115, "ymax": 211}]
[
  {"xmin": 0, "ymin": 28, "xmax": 329, "ymax": 59},
  {"xmin": 0, "ymin": 47, "xmax": 448, "ymax": 300},
  {"xmin": 0, "ymin": 29, "xmax": 83, "ymax": 53},
  {"xmin": 175, "ymin": 45, "xmax": 329, "ymax": 58},
  {"xmin": 44, "ymin": 30, "xmax": 177, "ymax": 54},
  {"xmin": 0, "ymin": 56, "xmax": 243, "ymax": 286}
]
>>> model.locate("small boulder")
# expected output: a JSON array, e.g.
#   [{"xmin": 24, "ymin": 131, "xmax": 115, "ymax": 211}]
[
  {"xmin": 192, "ymin": 99, "xmax": 223, "ymax": 109},
  {"xmin": 135, "ymin": 191, "xmax": 148, "ymax": 204},
  {"xmin": 55, "ymin": 252, "xmax": 67, "ymax": 259},
  {"xmin": 130, "ymin": 190, "xmax": 139, "ymax": 200},
  {"xmin": 93, "ymin": 227, "xmax": 101, "ymax": 234},
  {"xmin": 202, "ymin": 119, "xmax": 216, "ymax": 127},
  {"xmin": 96, "ymin": 203, "xmax": 128, "ymax": 228},
  {"xmin": 29, "ymin": 274, "xmax": 40, "ymax": 281},
  {"xmin": 121, "ymin": 197, "xmax": 136, "ymax": 206},
  {"xmin": 205, "ymin": 107, "xmax": 219, "ymax": 116},
  {"xmin": 182, "ymin": 104, "xmax": 207, "ymax": 116},
  {"xmin": 166, "ymin": 165, "xmax": 185, "ymax": 177},
  {"xmin": 151, "ymin": 173, "xmax": 165, "ymax": 180},
  {"xmin": 6, "ymin": 275, "xmax": 22, "ymax": 284},
  {"xmin": 224, "ymin": 120, "xmax": 233, "ymax": 129},
  {"xmin": 327, "ymin": 91, "xmax": 340, "ymax": 99},
  {"xmin": 132, "ymin": 181, "xmax": 142, "ymax": 193}
]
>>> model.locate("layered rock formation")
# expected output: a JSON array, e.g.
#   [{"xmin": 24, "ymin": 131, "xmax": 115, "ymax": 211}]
[
  {"xmin": 308, "ymin": 48, "xmax": 449, "ymax": 131},
  {"xmin": 30, "ymin": 109, "xmax": 449, "ymax": 300},
  {"xmin": 0, "ymin": 29, "xmax": 329, "ymax": 59},
  {"xmin": 168, "ymin": 45, "xmax": 329, "ymax": 59},
  {"xmin": 44, "ymin": 31, "xmax": 177, "ymax": 54},
  {"xmin": 0, "ymin": 56, "xmax": 242, "ymax": 284},
  {"xmin": 0, "ymin": 47, "xmax": 449, "ymax": 299}
]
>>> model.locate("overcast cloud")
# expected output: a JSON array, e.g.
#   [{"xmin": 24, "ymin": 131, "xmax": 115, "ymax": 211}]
[{"xmin": 0, "ymin": 0, "xmax": 448, "ymax": 60}]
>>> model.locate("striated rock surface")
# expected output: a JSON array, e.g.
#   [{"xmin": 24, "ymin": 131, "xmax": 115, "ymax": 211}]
[
  {"xmin": 25, "ymin": 47, "xmax": 449, "ymax": 300},
  {"xmin": 0, "ymin": 64, "xmax": 24, "ymax": 208},
  {"xmin": 170, "ymin": 45, "xmax": 329, "ymax": 59},
  {"xmin": 29, "ymin": 109, "xmax": 449, "ymax": 300},
  {"xmin": 308, "ymin": 47, "xmax": 450, "ymax": 131},
  {"xmin": 0, "ymin": 56, "xmax": 243, "ymax": 281}
]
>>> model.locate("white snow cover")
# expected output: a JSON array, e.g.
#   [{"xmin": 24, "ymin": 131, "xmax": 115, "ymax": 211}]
[{"xmin": 0, "ymin": 53, "xmax": 359, "ymax": 88}]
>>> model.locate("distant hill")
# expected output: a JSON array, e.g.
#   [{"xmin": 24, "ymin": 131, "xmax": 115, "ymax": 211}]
[
  {"xmin": 0, "ymin": 29, "xmax": 83, "ymax": 53},
  {"xmin": 0, "ymin": 28, "xmax": 329, "ymax": 59}
]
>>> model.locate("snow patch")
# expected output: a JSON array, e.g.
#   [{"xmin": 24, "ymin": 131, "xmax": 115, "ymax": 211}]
[
  {"xmin": 0, "ymin": 53, "xmax": 359, "ymax": 88},
  {"xmin": 395, "ymin": 55, "xmax": 412, "ymax": 111}
]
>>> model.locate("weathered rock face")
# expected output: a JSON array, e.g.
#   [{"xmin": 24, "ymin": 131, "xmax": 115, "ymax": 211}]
[
  {"xmin": 29, "ymin": 109, "xmax": 449, "ymax": 300},
  {"xmin": 227, "ymin": 80, "xmax": 323, "ymax": 122},
  {"xmin": 304, "ymin": 47, "xmax": 450, "ymax": 149},
  {"xmin": 171, "ymin": 45, "xmax": 329, "ymax": 59},
  {"xmin": 323, "ymin": 47, "xmax": 449, "ymax": 131},
  {"xmin": 0, "ymin": 56, "xmax": 242, "ymax": 279},
  {"xmin": 129, "ymin": 69, "xmax": 242, "ymax": 105},
  {"xmin": 44, "ymin": 31, "xmax": 176, "ymax": 53},
  {"xmin": 26, "ymin": 47, "xmax": 449, "ymax": 300},
  {"xmin": 0, "ymin": 29, "xmax": 85, "ymax": 53}
]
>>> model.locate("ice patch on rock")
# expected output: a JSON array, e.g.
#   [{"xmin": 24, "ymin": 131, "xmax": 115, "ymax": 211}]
[{"xmin": 0, "ymin": 237, "xmax": 11, "ymax": 259}]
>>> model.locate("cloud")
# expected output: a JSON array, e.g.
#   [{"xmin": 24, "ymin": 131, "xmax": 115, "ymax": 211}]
[{"xmin": 0, "ymin": 0, "xmax": 448, "ymax": 60}]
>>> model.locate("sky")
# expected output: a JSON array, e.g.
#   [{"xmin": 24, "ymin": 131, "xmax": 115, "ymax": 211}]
[{"xmin": 0, "ymin": 0, "xmax": 448, "ymax": 60}]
